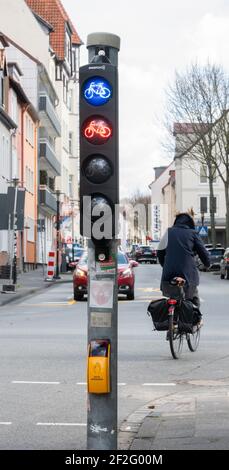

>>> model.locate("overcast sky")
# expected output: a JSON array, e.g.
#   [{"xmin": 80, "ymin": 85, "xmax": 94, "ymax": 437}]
[{"xmin": 63, "ymin": 0, "xmax": 229, "ymax": 198}]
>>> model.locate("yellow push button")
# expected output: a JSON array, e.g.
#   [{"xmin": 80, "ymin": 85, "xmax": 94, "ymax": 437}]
[{"xmin": 88, "ymin": 339, "xmax": 110, "ymax": 394}]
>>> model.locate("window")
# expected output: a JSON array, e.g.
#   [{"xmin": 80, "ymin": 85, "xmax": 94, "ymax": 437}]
[
  {"xmin": 68, "ymin": 89, "xmax": 73, "ymax": 111},
  {"xmin": 63, "ymin": 73, "xmax": 68, "ymax": 104},
  {"xmin": 55, "ymin": 63, "xmax": 62, "ymax": 81},
  {"xmin": 26, "ymin": 166, "xmax": 34, "ymax": 194},
  {"xmin": 69, "ymin": 175, "xmax": 73, "ymax": 198},
  {"xmin": 11, "ymin": 90, "xmax": 18, "ymax": 124},
  {"xmin": 26, "ymin": 115, "xmax": 34, "ymax": 147},
  {"xmin": 200, "ymin": 164, "xmax": 217, "ymax": 183},
  {"xmin": 200, "ymin": 196, "xmax": 217, "ymax": 214},
  {"xmin": 200, "ymin": 165, "xmax": 207, "ymax": 183},
  {"xmin": 69, "ymin": 132, "xmax": 73, "ymax": 155},
  {"xmin": 65, "ymin": 30, "xmax": 72, "ymax": 65},
  {"xmin": 0, "ymin": 71, "xmax": 4, "ymax": 107},
  {"xmin": 200, "ymin": 196, "xmax": 207, "ymax": 213},
  {"xmin": 72, "ymin": 48, "xmax": 77, "ymax": 73}
]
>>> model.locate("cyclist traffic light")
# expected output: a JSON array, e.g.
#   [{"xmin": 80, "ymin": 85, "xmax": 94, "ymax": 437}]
[{"xmin": 79, "ymin": 53, "xmax": 119, "ymax": 249}]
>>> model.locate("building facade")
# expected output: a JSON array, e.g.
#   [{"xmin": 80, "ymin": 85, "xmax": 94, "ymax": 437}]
[
  {"xmin": 174, "ymin": 124, "xmax": 226, "ymax": 245},
  {"xmin": 149, "ymin": 162, "xmax": 176, "ymax": 240},
  {"xmin": 25, "ymin": 0, "xmax": 82, "ymax": 247}
]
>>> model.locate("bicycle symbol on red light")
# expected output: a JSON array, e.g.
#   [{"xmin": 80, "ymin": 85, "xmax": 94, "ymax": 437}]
[{"xmin": 84, "ymin": 119, "xmax": 112, "ymax": 140}]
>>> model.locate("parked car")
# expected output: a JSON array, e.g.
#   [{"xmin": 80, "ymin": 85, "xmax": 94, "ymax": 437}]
[
  {"xmin": 73, "ymin": 252, "xmax": 138, "ymax": 301},
  {"xmin": 197, "ymin": 247, "xmax": 225, "ymax": 271},
  {"xmin": 220, "ymin": 248, "xmax": 229, "ymax": 279},
  {"xmin": 64, "ymin": 244, "xmax": 84, "ymax": 271},
  {"xmin": 128, "ymin": 244, "xmax": 140, "ymax": 259},
  {"xmin": 134, "ymin": 245, "xmax": 157, "ymax": 264}
]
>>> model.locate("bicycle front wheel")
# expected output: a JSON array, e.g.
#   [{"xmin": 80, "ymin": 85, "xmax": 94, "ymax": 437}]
[
  {"xmin": 187, "ymin": 327, "xmax": 200, "ymax": 352},
  {"xmin": 168, "ymin": 315, "xmax": 183, "ymax": 359}
]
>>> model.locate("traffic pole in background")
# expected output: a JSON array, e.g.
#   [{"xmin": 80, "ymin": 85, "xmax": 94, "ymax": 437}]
[{"xmin": 79, "ymin": 32, "xmax": 120, "ymax": 450}]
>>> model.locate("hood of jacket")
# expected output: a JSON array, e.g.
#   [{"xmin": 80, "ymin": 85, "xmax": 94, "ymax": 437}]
[{"xmin": 174, "ymin": 213, "xmax": 195, "ymax": 229}]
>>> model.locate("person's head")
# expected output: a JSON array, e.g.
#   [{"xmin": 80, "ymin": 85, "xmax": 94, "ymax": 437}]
[{"xmin": 174, "ymin": 207, "xmax": 195, "ymax": 229}]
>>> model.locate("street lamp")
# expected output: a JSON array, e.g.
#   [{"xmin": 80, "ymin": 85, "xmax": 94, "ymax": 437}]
[{"xmin": 53, "ymin": 189, "xmax": 62, "ymax": 280}]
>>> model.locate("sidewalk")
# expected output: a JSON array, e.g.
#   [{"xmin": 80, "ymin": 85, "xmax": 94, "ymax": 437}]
[
  {"xmin": 0, "ymin": 268, "xmax": 72, "ymax": 306},
  {"xmin": 119, "ymin": 386, "xmax": 229, "ymax": 450}
]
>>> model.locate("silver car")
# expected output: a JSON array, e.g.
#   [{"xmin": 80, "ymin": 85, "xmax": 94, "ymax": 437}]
[{"xmin": 220, "ymin": 248, "xmax": 229, "ymax": 279}]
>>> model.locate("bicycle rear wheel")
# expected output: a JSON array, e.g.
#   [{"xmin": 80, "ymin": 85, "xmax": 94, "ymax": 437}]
[
  {"xmin": 187, "ymin": 327, "xmax": 200, "ymax": 352},
  {"xmin": 168, "ymin": 315, "xmax": 183, "ymax": 359}
]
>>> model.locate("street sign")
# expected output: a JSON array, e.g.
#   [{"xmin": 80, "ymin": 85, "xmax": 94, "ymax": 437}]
[{"xmin": 197, "ymin": 225, "xmax": 208, "ymax": 237}]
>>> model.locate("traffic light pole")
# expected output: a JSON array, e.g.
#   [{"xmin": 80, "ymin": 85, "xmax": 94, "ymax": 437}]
[
  {"xmin": 83, "ymin": 32, "xmax": 121, "ymax": 450},
  {"xmin": 87, "ymin": 239, "xmax": 118, "ymax": 449}
]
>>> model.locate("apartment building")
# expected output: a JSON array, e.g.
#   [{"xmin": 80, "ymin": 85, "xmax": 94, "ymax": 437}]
[
  {"xmin": 25, "ymin": 0, "xmax": 82, "ymax": 245},
  {"xmin": 0, "ymin": 35, "xmax": 17, "ymax": 265},
  {"xmin": 174, "ymin": 123, "xmax": 226, "ymax": 245},
  {"xmin": 149, "ymin": 163, "xmax": 176, "ymax": 240},
  {"xmin": 1, "ymin": 0, "xmax": 82, "ymax": 264}
]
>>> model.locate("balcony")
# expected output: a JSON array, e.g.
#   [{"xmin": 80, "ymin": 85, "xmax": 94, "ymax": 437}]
[
  {"xmin": 39, "ymin": 94, "xmax": 61, "ymax": 137},
  {"xmin": 39, "ymin": 185, "xmax": 57, "ymax": 214},
  {"xmin": 39, "ymin": 140, "xmax": 61, "ymax": 176}
]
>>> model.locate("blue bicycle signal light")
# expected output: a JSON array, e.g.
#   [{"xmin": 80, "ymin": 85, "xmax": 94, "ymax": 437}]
[{"xmin": 83, "ymin": 76, "xmax": 112, "ymax": 106}]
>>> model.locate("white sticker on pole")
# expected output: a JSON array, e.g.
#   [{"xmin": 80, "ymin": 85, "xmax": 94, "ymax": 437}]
[{"xmin": 90, "ymin": 280, "xmax": 114, "ymax": 309}]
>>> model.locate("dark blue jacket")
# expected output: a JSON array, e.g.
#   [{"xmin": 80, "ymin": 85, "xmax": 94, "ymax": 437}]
[{"xmin": 157, "ymin": 213, "xmax": 210, "ymax": 287}]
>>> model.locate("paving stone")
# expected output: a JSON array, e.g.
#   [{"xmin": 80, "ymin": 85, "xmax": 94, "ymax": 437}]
[{"xmin": 138, "ymin": 416, "xmax": 161, "ymax": 438}]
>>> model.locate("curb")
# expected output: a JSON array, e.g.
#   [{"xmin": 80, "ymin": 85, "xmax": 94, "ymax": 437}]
[
  {"xmin": 0, "ymin": 276, "xmax": 72, "ymax": 307},
  {"xmin": 119, "ymin": 402, "xmax": 157, "ymax": 450}
]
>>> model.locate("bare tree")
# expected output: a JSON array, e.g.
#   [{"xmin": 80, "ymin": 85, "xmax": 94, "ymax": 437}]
[
  {"xmin": 120, "ymin": 190, "xmax": 151, "ymax": 243},
  {"xmin": 164, "ymin": 62, "xmax": 229, "ymax": 246}
]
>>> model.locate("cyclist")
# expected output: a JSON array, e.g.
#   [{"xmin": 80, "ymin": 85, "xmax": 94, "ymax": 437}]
[{"xmin": 157, "ymin": 210, "xmax": 210, "ymax": 308}]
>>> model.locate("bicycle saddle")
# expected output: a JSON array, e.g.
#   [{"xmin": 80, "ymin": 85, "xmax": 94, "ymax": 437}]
[{"xmin": 170, "ymin": 277, "xmax": 186, "ymax": 286}]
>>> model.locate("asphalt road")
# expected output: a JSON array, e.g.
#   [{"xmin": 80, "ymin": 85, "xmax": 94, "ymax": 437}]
[{"xmin": 0, "ymin": 263, "xmax": 229, "ymax": 449}]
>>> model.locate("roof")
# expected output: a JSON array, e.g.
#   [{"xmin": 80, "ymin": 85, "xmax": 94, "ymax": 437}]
[
  {"xmin": 25, "ymin": 0, "xmax": 82, "ymax": 60},
  {"xmin": 9, "ymin": 76, "xmax": 39, "ymax": 122},
  {"xmin": 148, "ymin": 161, "xmax": 174, "ymax": 189}
]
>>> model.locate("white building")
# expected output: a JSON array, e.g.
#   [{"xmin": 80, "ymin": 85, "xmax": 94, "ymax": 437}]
[
  {"xmin": 174, "ymin": 123, "xmax": 226, "ymax": 245},
  {"xmin": 149, "ymin": 163, "xmax": 175, "ymax": 240}
]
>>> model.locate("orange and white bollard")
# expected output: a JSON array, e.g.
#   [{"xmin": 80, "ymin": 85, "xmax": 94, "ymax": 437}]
[{"xmin": 46, "ymin": 251, "xmax": 55, "ymax": 281}]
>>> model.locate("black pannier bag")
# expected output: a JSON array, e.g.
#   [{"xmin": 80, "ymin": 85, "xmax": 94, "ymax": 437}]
[
  {"xmin": 147, "ymin": 298, "xmax": 169, "ymax": 331},
  {"xmin": 177, "ymin": 300, "xmax": 202, "ymax": 333},
  {"xmin": 147, "ymin": 298, "xmax": 202, "ymax": 333}
]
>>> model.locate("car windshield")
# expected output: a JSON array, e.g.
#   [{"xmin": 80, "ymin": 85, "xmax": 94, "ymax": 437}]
[
  {"xmin": 78, "ymin": 252, "xmax": 128, "ymax": 266},
  {"xmin": 140, "ymin": 246, "xmax": 151, "ymax": 250},
  {"xmin": 118, "ymin": 252, "xmax": 128, "ymax": 264},
  {"xmin": 74, "ymin": 249, "xmax": 84, "ymax": 256},
  {"xmin": 78, "ymin": 252, "xmax": 88, "ymax": 266},
  {"xmin": 209, "ymin": 249, "xmax": 224, "ymax": 256}
]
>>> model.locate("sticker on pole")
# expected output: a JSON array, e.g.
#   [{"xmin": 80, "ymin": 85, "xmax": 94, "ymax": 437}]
[{"xmin": 90, "ymin": 280, "xmax": 114, "ymax": 309}]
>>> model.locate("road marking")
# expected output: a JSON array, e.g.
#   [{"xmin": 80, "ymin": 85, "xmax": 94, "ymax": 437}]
[
  {"xmin": 137, "ymin": 287, "xmax": 161, "ymax": 292},
  {"xmin": 68, "ymin": 299, "xmax": 76, "ymax": 305},
  {"xmin": 0, "ymin": 422, "xmax": 12, "ymax": 425},
  {"xmin": 76, "ymin": 382, "xmax": 126, "ymax": 386},
  {"xmin": 12, "ymin": 381, "xmax": 60, "ymax": 385},
  {"xmin": 142, "ymin": 383, "xmax": 176, "ymax": 387},
  {"xmin": 37, "ymin": 422, "xmax": 87, "ymax": 427}
]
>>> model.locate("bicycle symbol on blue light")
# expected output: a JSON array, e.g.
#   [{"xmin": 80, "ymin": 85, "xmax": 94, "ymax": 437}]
[{"xmin": 83, "ymin": 77, "xmax": 112, "ymax": 106}]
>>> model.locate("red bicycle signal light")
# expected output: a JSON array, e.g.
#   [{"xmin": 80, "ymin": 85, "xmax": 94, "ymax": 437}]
[{"xmin": 82, "ymin": 116, "xmax": 112, "ymax": 144}]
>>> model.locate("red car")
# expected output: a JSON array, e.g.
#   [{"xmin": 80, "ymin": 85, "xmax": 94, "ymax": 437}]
[{"xmin": 73, "ymin": 251, "xmax": 138, "ymax": 301}]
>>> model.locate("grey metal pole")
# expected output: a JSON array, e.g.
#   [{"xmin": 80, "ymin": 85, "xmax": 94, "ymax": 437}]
[
  {"xmin": 87, "ymin": 239, "xmax": 118, "ymax": 449},
  {"xmin": 86, "ymin": 32, "xmax": 120, "ymax": 451}
]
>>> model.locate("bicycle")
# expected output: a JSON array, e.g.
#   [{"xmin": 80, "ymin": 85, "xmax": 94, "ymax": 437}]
[{"xmin": 166, "ymin": 277, "xmax": 201, "ymax": 359}]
